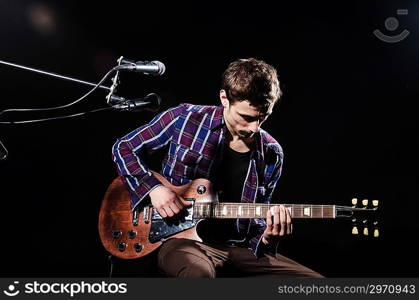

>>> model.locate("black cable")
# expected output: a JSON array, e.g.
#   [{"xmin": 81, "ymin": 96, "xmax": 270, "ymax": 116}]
[
  {"xmin": 0, "ymin": 107, "xmax": 113, "ymax": 124},
  {"xmin": 108, "ymin": 255, "xmax": 114, "ymax": 278},
  {"xmin": 0, "ymin": 65, "xmax": 124, "ymax": 117}
]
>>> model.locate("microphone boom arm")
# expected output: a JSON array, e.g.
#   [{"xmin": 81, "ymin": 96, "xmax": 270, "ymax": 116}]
[{"xmin": 0, "ymin": 59, "xmax": 112, "ymax": 91}]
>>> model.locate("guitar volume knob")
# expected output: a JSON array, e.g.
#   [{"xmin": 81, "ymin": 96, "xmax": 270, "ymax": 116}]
[
  {"xmin": 118, "ymin": 242, "xmax": 127, "ymax": 252},
  {"xmin": 134, "ymin": 243, "xmax": 143, "ymax": 253},
  {"xmin": 112, "ymin": 230, "xmax": 122, "ymax": 238},
  {"xmin": 128, "ymin": 230, "xmax": 137, "ymax": 239}
]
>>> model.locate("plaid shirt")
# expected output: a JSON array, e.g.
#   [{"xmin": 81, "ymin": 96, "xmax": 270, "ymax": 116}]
[{"xmin": 112, "ymin": 103, "xmax": 283, "ymax": 257}]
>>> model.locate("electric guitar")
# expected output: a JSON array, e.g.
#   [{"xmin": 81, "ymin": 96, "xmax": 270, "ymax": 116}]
[{"xmin": 98, "ymin": 171, "xmax": 379, "ymax": 259}]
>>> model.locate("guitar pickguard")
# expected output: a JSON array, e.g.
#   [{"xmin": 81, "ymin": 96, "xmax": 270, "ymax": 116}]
[{"xmin": 149, "ymin": 201, "xmax": 199, "ymax": 243}]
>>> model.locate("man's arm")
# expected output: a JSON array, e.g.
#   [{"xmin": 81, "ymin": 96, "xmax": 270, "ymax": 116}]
[
  {"xmin": 112, "ymin": 104, "xmax": 184, "ymax": 210},
  {"xmin": 261, "ymin": 150, "xmax": 287, "ymax": 244},
  {"xmin": 264, "ymin": 148, "xmax": 284, "ymax": 203},
  {"xmin": 250, "ymin": 149, "xmax": 286, "ymax": 256}
]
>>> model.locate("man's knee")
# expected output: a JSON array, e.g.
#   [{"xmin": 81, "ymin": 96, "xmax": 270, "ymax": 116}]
[
  {"xmin": 177, "ymin": 259, "xmax": 216, "ymax": 278},
  {"xmin": 157, "ymin": 238, "xmax": 216, "ymax": 278},
  {"xmin": 157, "ymin": 238, "xmax": 199, "ymax": 265}
]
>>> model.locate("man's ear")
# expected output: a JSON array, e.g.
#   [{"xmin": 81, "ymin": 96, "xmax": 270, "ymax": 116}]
[{"xmin": 219, "ymin": 90, "xmax": 229, "ymax": 108}]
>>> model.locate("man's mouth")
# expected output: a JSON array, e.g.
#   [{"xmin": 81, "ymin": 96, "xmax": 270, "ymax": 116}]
[{"xmin": 239, "ymin": 131, "xmax": 254, "ymax": 138}]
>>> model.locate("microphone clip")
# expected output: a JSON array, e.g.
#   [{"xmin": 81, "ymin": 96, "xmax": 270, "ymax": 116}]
[
  {"xmin": 0, "ymin": 138, "xmax": 8, "ymax": 160},
  {"xmin": 106, "ymin": 56, "xmax": 124, "ymax": 105},
  {"xmin": 110, "ymin": 93, "xmax": 161, "ymax": 112}
]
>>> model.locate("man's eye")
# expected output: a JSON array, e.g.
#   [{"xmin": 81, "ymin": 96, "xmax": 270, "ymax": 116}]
[
  {"xmin": 241, "ymin": 116, "xmax": 256, "ymax": 122},
  {"xmin": 240, "ymin": 114, "xmax": 269, "ymax": 122},
  {"xmin": 242, "ymin": 116, "xmax": 254, "ymax": 122}
]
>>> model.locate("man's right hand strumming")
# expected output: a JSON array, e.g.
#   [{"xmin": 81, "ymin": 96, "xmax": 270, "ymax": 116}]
[{"xmin": 149, "ymin": 185, "xmax": 192, "ymax": 218}]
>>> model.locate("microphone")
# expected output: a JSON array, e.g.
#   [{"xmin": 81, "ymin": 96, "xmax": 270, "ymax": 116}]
[
  {"xmin": 111, "ymin": 93, "xmax": 161, "ymax": 112},
  {"xmin": 119, "ymin": 58, "xmax": 166, "ymax": 76},
  {"xmin": 0, "ymin": 138, "xmax": 8, "ymax": 160}
]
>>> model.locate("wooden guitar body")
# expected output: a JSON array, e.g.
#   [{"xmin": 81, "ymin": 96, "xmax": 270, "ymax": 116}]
[{"xmin": 98, "ymin": 172, "xmax": 215, "ymax": 259}]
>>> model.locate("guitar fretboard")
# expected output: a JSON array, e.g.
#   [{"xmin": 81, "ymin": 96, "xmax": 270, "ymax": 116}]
[{"xmin": 192, "ymin": 203, "xmax": 335, "ymax": 219}]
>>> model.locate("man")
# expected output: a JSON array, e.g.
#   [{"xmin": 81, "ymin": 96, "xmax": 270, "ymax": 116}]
[{"xmin": 112, "ymin": 58, "xmax": 322, "ymax": 277}]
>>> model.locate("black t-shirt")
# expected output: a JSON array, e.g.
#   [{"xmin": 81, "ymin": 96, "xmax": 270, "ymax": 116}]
[
  {"xmin": 198, "ymin": 143, "xmax": 251, "ymax": 244},
  {"xmin": 218, "ymin": 145, "xmax": 252, "ymax": 203}
]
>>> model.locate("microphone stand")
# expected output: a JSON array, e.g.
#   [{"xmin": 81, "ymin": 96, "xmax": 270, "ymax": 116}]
[{"xmin": 0, "ymin": 56, "xmax": 161, "ymax": 160}]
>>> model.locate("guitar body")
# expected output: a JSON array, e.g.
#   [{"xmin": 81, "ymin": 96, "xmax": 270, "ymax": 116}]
[{"xmin": 98, "ymin": 172, "xmax": 216, "ymax": 259}]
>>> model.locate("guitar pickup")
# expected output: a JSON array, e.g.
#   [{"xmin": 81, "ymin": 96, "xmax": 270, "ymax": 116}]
[
  {"xmin": 132, "ymin": 206, "xmax": 140, "ymax": 226},
  {"xmin": 143, "ymin": 206, "xmax": 151, "ymax": 223}
]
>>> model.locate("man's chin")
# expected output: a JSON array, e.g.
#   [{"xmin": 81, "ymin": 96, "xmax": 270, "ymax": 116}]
[{"xmin": 239, "ymin": 132, "xmax": 255, "ymax": 139}]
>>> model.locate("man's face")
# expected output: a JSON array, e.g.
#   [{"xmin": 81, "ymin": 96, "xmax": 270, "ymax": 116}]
[{"xmin": 220, "ymin": 90, "xmax": 274, "ymax": 139}]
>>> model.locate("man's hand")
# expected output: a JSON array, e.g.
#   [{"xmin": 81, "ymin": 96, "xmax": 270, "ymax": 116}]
[
  {"xmin": 262, "ymin": 205, "xmax": 292, "ymax": 245},
  {"xmin": 149, "ymin": 185, "xmax": 192, "ymax": 218}
]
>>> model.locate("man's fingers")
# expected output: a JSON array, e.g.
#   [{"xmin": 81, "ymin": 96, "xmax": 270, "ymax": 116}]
[
  {"xmin": 164, "ymin": 206, "xmax": 174, "ymax": 217},
  {"xmin": 265, "ymin": 209, "xmax": 273, "ymax": 237},
  {"xmin": 272, "ymin": 206, "xmax": 280, "ymax": 236},
  {"xmin": 285, "ymin": 206, "xmax": 292, "ymax": 234},
  {"xmin": 172, "ymin": 197, "xmax": 184, "ymax": 211},
  {"xmin": 169, "ymin": 202, "xmax": 180, "ymax": 215},
  {"xmin": 157, "ymin": 206, "xmax": 168, "ymax": 218},
  {"xmin": 279, "ymin": 205, "xmax": 286, "ymax": 236},
  {"xmin": 266, "ymin": 209, "xmax": 273, "ymax": 228},
  {"xmin": 265, "ymin": 205, "xmax": 293, "ymax": 241},
  {"xmin": 179, "ymin": 197, "xmax": 192, "ymax": 207}
]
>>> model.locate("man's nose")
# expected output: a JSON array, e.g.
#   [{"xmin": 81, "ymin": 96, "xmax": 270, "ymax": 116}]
[{"xmin": 249, "ymin": 120, "xmax": 260, "ymax": 133}]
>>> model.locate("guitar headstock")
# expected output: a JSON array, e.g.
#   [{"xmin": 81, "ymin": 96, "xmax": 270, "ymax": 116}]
[{"xmin": 336, "ymin": 198, "xmax": 380, "ymax": 238}]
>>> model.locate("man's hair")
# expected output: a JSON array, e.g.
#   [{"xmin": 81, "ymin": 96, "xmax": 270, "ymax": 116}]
[{"xmin": 221, "ymin": 58, "xmax": 282, "ymax": 107}]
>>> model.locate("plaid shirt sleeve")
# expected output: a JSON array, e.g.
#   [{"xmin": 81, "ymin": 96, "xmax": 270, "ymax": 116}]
[
  {"xmin": 264, "ymin": 148, "xmax": 284, "ymax": 203},
  {"xmin": 112, "ymin": 104, "xmax": 185, "ymax": 210},
  {"xmin": 252, "ymin": 149, "xmax": 284, "ymax": 257}
]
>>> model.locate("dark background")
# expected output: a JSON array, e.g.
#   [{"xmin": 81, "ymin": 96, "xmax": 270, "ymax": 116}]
[{"xmin": 0, "ymin": 0, "xmax": 418, "ymax": 277}]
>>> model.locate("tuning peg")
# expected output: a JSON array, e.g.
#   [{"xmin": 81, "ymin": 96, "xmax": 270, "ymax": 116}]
[
  {"xmin": 363, "ymin": 220, "xmax": 369, "ymax": 236},
  {"xmin": 363, "ymin": 227, "xmax": 369, "ymax": 236},
  {"xmin": 352, "ymin": 226, "xmax": 359, "ymax": 235},
  {"xmin": 373, "ymin": 221, "xmax": 379, "ymax": 238},
  {"xmin": 351, "ymin": 198, "xmax": 358, "ymax": 206},
  {"xmin": 372, "ymin": 200, "xmax": 379, "ymax": 207},
  {"xmin": 352, "ymin": 218, "xmax": 358, "ymax": 235},
  {"xmin": 362, "ymin": 199, "xmax": 368, "ymax": 207}
]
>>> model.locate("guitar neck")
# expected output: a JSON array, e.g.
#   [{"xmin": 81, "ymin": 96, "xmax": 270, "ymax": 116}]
[{"xmin": 192, "ymin": 203, "xmax": 336, "ymax": 219}]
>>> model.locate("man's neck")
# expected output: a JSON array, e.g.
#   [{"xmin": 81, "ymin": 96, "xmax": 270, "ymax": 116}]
[
  {"xmin": 222, "ymin": 109, "xmax": 255, "ymax": 152},
  {"xmin": 225, "ymin": 130, "xmax": 254, "ymax": 153}
]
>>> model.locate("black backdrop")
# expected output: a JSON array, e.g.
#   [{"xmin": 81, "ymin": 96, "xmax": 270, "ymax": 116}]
[{"xmin": 0, "ymin": 0, "xmax": 418, "ymax": 277}]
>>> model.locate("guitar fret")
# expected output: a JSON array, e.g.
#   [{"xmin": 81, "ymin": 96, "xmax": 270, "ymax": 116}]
[{"xmin": 304, "ymin": 206, "xmax": 311, "ymax": 217}]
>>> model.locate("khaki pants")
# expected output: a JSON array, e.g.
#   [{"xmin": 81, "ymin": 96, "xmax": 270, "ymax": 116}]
[{"xmin": 157, "ymin": 238, "xmax": 323, "ymax": 278}]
